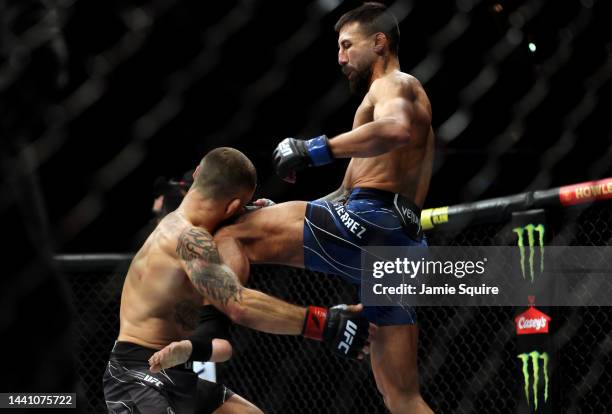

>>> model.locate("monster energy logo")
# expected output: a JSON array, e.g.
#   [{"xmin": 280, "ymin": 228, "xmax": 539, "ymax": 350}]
[
  {"xmin": 513, "ymin": 224, "xmax": 545, "ymax": 282},
  {"xmin": 518, "ymin": 351, "xmax": 549, "ymax": 411}
]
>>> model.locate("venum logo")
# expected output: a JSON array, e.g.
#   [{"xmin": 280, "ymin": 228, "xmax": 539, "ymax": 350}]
[
  {"xmin": 513, "ymin": 224, "xmax": 545, "ymax": 282},
  {"xmin": 337, "ymin": 320, "xmax": 357, "ymax": 354},
  {"xmin": 518, "ymin": 351, "xmax": 549, "ymax": 411},
  {"xmin": 393, "ymin": 194, "xmax": 422, "ymax": 234}
]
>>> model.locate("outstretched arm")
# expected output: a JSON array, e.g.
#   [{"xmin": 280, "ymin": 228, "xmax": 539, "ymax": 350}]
[
  {"xmin": 176, "ymin": 226, "xmax": 306, "ymax": 335},
  {"xmin": 175, "ymin": 226, "xmax": 374, "ymax": 363}
]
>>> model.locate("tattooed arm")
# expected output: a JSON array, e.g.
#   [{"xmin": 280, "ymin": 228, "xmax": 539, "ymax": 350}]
[{"xmin": 176, "ymin": 226, "xmax": 306, "ymax": 335}]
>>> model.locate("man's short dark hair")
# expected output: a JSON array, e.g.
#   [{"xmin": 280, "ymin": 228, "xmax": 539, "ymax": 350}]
[
  {"xmin": 334, "ymin": 2, "xmax": 400, "ymax": 55},
  {"xmin": 194, "ymin": 147, "xmax": 256, "ymax": 200}
]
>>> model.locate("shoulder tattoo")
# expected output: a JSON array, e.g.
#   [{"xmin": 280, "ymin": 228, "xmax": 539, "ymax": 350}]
[
  {"xmin": 176, "ymin": 227, "xmax": 220, "ymax": 263},
  {"xmin": 176, "ymin": 227, "xmax": 243, "ymax": 305}
]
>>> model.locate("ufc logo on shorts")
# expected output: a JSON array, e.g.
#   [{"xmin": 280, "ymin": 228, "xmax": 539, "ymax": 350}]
[
  {"xmin": 143, "ymin": 374, "xmax": 163, "ymax": 388},
  {"xmin": 278, "ymin": 140, "xmax": 293, "ymax": 156},
  {"xmin": 337, "ymin": 320, "xmax": 358, "ymax": 354}
]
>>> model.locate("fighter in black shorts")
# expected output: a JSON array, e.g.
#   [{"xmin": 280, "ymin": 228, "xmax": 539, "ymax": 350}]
[
  {"xmin": 104, "ymin": 338, "xmax": 234, "ymax": 414},
  {"xmin": 102, "ymin": 148, "xmax": 373, "ymax": 413}
]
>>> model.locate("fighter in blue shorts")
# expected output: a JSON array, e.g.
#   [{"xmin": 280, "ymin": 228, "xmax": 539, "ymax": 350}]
[
  {"xmin": 214, "ymin": 3, "xmax": 434, "ymax": 413},
  {"xmin": 304, "ymin": 187, "xmax": 425, "ymax": 325}
]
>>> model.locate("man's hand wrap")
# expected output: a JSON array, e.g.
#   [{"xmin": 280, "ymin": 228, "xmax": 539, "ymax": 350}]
[
  {"xmin": 273, "ymin": 135, "xmax": 333, "ymax": 181},
  {"xmin": 188, "ymin": 305, "xmax": 231, "ymax": 361},
  {"xmin": 302, "ymin": 305, "xmax": 370, "ymax": 359},
  {"xmin": 188, "ymin": 336, "xmax": 213, "ymax": 362}
]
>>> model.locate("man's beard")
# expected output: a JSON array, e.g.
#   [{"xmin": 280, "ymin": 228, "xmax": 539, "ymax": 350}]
[{"xmin": 346, "ymin": 66, "xmax": 372, "ymax": 97}]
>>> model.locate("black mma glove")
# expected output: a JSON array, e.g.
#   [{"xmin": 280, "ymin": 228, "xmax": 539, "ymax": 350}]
[
  {"xmin": 301, "ymin": 304, "xmax": 370, "ymax": 359},
  {"xmin": 272, "ymin": 135, "xmax": 333, "ymax": 182}
]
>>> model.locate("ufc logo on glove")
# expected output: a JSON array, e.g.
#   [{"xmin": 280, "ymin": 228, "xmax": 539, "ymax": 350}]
[{"xmin": 338, "ymin": 320, "xmax": 358, "ymax": 354}]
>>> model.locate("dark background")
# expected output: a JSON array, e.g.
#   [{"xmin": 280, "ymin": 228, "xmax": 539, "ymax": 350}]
[
  {"xmin": 2, "ymin": 0, "xmax": 612, "ymax": 409},
  {"xmin": 4, "ymin": 0, "xmax": 611, "ymax": 253}
]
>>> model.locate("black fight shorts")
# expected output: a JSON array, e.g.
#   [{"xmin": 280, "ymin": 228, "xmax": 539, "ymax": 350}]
[{"xmin": 103, "ymin": 341, "xmax": 234, "ymax": 414}]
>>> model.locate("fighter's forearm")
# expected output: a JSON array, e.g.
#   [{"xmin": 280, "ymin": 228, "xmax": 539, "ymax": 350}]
[
  {"xmin": 232, "ymin": 288, "xmax": 306, "ymax": 335},
  {"xmin": 187, "ymin": 262, "xmax": 306, "ymax": 334},
  {"xmin": 328, "ymin": 118, "xmax": 410, "ymax": 158}
]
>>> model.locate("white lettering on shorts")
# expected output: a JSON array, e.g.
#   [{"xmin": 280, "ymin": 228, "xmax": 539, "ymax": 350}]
[{"xmin": 333, "ymin": 204, "xmax": 366, "ymax": 239}]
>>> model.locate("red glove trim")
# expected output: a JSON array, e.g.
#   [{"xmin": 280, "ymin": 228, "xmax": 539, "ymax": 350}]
[{"xmin": 302, "ymin": 306, "xmax": 328, "ymax": 340}]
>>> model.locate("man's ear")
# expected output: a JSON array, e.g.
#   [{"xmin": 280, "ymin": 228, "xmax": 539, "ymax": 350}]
[
  {"xmin": 374, "ymin": 32, "xmax": 387, "ymax": 54},
  {"xmin": 225, "ymin": 198, "xmax": 242, "ymax": 218}
]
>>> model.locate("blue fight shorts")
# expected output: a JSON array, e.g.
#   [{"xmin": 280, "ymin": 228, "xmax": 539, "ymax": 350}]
[{"xmin": 303, "ymin": 187, "xmax": 426, "ymax": 326}]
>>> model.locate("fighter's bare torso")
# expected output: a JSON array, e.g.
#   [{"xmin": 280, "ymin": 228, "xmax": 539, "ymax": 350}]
[
  {"xmin": 342, "ymin": 71, "xmax": 434, "ymax": 208},
  {"xmin": 117, "ymin": 212, "xmax": 203, "ymax": 349}
]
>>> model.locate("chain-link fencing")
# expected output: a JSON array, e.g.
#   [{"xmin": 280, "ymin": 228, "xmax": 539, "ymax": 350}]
[
  {"xmin": 4, "ymin": 0, "xmax": 612, "ymax": 411},
  {"xmin": 62, "ymin": 200, "xmax": 612, "ymax": 413}
]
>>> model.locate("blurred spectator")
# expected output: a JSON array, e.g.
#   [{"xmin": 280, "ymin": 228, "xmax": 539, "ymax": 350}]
[
  {"xmin": 132, "ymin": 170, "xmax": 194, "ymax": 249},
  {"xmin": 152, "ymin": 169, "xmax": 194, "ymax": 219}
]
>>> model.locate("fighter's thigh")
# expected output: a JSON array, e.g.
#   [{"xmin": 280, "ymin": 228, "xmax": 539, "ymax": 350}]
[
  {"xmin": 104, "ymin": 384, "xmax": 172, "ymax": 414},
  {"xmin": 211, "ymin": 394, "xmax": 263, "ymax": 414},
  {"xmin": 216, "ymin": 201, "xmax": 307, "ymax": 267},
  {"xmin": 370, "ymin": 324, "xmax": 420, "ymax": 397},
  {"xmin": 104, "ymin": 365, "xmax": 174, "ymax": 414}
]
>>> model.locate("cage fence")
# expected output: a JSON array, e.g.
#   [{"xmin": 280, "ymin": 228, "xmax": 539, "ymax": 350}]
[
  {"xmin": 62, "ymin": 200, "xmax": 612, "ymax": 413},
  {"xmin": 3, "ymin": 0, "xmax": 612, "ymax": 412}
]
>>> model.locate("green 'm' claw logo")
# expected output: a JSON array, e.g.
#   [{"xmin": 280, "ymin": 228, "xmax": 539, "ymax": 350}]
[
  {"xmin": 518, "ymin": 351, "xmax": 549, "ymax": 410},
  {"xmin": 513, "ymin": 224, "xmax": 545, "ymax": 282}
]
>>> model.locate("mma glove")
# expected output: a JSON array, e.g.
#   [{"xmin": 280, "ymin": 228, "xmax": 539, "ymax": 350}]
[
  {"xmin": 272, "ymin": 135, "xmax": 333, "ymax": 182},
  {"xmin": 302, "ymin": 304, "xmax": 369, "ymax": 359}
]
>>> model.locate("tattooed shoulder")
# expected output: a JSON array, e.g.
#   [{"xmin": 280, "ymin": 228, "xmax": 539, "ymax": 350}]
[
  {"xmin": 176, "ymin": 227, "xmax": 220, "ymax": 263},
  {"xmin": 176, "ymin": 226, "xmax": 243, "ymax": 306}
]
